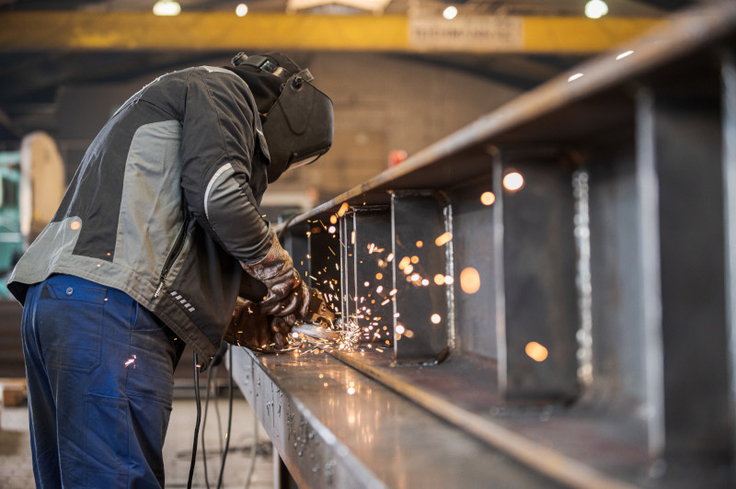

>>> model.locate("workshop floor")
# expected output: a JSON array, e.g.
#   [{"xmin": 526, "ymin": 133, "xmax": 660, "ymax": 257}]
[{"xmin": 0, "ymin": 396, "xmax": 274, "ymax": 488}]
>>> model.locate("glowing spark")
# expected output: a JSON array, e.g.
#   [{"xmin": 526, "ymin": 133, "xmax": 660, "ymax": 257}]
[
  {"xmin": 435, "ymin": 232, "xmax": 453, "ymax": 246},
  {"xmin": 389, "ymin": 289, "xmax": 397, "ymax": 296},
  {"xmin": 376, "ymin": 285, "xmax": 384, "ymax": 293},
  {"xmin": 434, "ymin": 274, "xmax": 445, "ymax": 285},
  {"xmin": 395, "ymin": 325, "xmax": 405, "ymax": 334},
  {"xmin": 328, "ymin": 246, "xmax": 336, "ymax": 256},
  {"xmin": 503, "ymin": 171, "xmax": 524, "ymax": 191},
  {"xmin": 364, "ymin": 281, "xmax": 370, "ymax": 287},
  {"xmin": 337, "ymin": 202, "xmax": 349, "ymax": 217},
  {"xmin": 387, "ymin": 253, "xmax": 394, "ymax": 262},
  {"xmin": 410, "ymin": 273, "xmax": 420, "ymax": 282},
  {"xmin": 416, "ymin": 240, "xmax": 424, "ymax": 248},
  {"xmin": 330, "ymin": 215, "xmax": 337, "ymax": 224},
  {"xmin": 404, "ymin": 330, "xmax": 414, "ymax": 338},
  {"xmin": 421, "ymin": 279, "xmax": 429, "ymax": 286},
  {"xmin": 411, "ymin": 256, "xmax": 419, "ymax": 264},
  {"xmin": 124, "ymin": 356, "xmax": 136, "ymax": 367},
  {"xmin": 444, "ymin": 276, "xmax": 454, "ymax": 285},
  {"xmin": 376, "ymin": 273, "xmax": 383, "ymax": 280},
  {"xmin": 460, "ymin": 267, "xmax": 481, "ymax": 294},
  {"xmin": 525, "ymin": 342, "xmax": 549, "ymax": 362},
  {"xmin": 403, "ymin": 264, "xmax": 414, "ymax": 275},
  {"xmin": 351, "ymin": 230, "xmax": 355, "ymax": 244},
  {"xmin": 480, "ymin": 191, "xmax": 496, "ymax": 206},
  {"xmin": 398, "ymin": 256, "xmax": 411, "ymax": 270},
  {"xmin": 328, "ymin": 226, "xmax": 336, "ymax": 234},
  {"xmin": 431, "ymin": 314, "xmax": 441, "ymax": 324},
  {"xmin": 381, "ymin": 299, "xmax": 390, "ymax": 306}
]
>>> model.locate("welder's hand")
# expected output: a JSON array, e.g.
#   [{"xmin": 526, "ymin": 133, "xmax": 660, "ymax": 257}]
[
  {"xmin": 263, "ymin": 279, "xmax": 311, "ymax": 319},
  {"xmin": 225, "ymin": 297, "xmax": 288, "ymax": 352},
  {"xmin": 240, "ymin": 232, "xmax": 303, "ymax": 316}
]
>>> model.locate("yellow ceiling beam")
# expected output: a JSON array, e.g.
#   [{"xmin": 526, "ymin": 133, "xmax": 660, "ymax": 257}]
[{"xmin": 0, "ymin": 12, "xmax": 661, "ymax": 53}]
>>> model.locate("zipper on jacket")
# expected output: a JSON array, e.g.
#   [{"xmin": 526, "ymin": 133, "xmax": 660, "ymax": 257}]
[{"xmin": 154, "ymin": 218, "xmax": 189, "ymax": 299}]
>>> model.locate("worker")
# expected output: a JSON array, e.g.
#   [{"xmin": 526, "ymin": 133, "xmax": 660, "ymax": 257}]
[{"xmin": 6, "ymin": 52, "xmax": 333, "ymax": 488}]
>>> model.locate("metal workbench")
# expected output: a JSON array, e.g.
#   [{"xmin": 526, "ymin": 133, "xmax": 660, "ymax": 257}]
[{"xmin": 230, "ymin": 1, "xmax": 736, "ymax": 487}]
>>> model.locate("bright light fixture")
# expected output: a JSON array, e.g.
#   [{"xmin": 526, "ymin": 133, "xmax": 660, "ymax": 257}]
[
  {"xmin": 585, "ymin": 0, "xmax": 608, "ymax": 19},
  {"xmin": 443, "ymin": 6, "xmax": 458, "ymax": 20},
  {"xmin": 236, "ymin": 3, "xmax": 249, "ymax": 16},
  {"xmin": 153, "ymin": 0, "xmax": 181, "ymax": 16}
]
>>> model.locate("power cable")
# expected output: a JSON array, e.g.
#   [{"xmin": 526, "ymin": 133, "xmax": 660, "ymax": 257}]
[
  {"xmin": 201, "ymin": 361, "xmax": 215, "ymax": 489},
  {"xmin": 187, "ymin": 352, "xmax": 202, "ymax": 489}
]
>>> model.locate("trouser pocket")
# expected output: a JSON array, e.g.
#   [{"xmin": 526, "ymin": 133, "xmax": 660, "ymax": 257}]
[{"xmin": 38, "ymin": 282, "xmax": 106, "ymax": 373}]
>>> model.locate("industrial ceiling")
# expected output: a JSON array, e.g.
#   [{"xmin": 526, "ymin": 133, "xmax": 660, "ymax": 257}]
[{"xmin": 0, "ymin": 0, "xmax": 705, "ymax": 143}]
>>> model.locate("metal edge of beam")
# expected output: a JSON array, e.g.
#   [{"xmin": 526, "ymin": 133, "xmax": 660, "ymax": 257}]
[
  {"xmin": 284, "ymin": 0, "xmax": 736, "ymax": 228},
  {"xmin": 228, "ymin": 346, "xmax": 389, "ymax": 489},
  {"xmin": 0, "ymin": 11, "xmax": 658, "ymax": 53},
  {"xmin": 327, "ymin": 349, "xmax": 639, "ymax": 489}
]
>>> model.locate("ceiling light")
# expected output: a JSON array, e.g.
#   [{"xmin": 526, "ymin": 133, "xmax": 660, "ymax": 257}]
[
  {"xmin": 236, "ymin": 3, "xmax": 249, "ymax": 16},
  {"xmin": 585, "ymin": 0, "xmax": 608, "ymax": 19},
  {"xmin": 153, "ymin": 0, "xmax": 181, "ymax": 16},
  {"xmin": 443, "ymin": 6, "xmax": 458, "ymax": 20}
]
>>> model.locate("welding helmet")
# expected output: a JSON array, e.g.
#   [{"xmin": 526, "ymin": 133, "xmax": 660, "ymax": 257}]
[{"xmin": 229, "ymin": 53, "xmax": 334, "ymax": 183}]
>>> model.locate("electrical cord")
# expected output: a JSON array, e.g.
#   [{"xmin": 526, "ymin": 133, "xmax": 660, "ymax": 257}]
[
  {"xmin": 214, "ymin": 365, "xmax": 224, "ymax": 455},
  {"xmin": 201, "ymin": 361, "xmax": 214, "ymax": 489},
  {"xmin": 187, "ymin": 352, "xmax": 202, "ymax": 489}
]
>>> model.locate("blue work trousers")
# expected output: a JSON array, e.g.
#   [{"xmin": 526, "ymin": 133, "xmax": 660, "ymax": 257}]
[{"xmin": 21, "ymin": 274, "xmax": 186, "ymax": 488}]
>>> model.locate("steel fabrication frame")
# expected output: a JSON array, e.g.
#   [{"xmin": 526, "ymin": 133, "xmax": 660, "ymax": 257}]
[{"xmin": 230, "ymin": 2, "xmax": 736, "ymax": 487}]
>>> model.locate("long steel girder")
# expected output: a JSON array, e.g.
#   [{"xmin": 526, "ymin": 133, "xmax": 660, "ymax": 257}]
[
  {"xmin": 230, "ymin": 1, "xmax": 736, "ymax": 488},
  {"xmin": 0, "ymin": 12, "xmax": 661, "ymax": 53}
]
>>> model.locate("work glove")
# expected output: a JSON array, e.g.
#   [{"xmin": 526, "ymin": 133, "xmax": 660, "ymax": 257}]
[
  {"xmin": 240, "ymin": 232, "xmax": 310, "ymax": 320},
  {"xmin": 224, "ymin": 297, "xmax": 290, "ymax": 352}
]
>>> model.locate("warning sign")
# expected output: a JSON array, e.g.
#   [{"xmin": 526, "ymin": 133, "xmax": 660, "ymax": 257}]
[{"xmin": 409, "ymin": 16, "xmax": 523, "ymax": 52}]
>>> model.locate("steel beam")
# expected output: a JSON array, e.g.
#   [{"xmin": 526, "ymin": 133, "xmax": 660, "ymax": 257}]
[
  {"xmin": 648, "ymin": 84, "xmax": 731, "ymax": 459},
  {"xmin": 390, "ymin": 192, "xmax": 450, "ymax": 363},
  {"xmin": 232, "ymin": 3, "xmax": 736, "ymax": 487},
  {"xmin": 493, "ymin": 149, "xmax": 579, "ymax": 400},
  {"xmin": 346, "ymin": 207, "xmax": 394, "ymax": 345},
  {"xmin": 0, "ymin": 12, "xmax": 660, "ymax": 54}
]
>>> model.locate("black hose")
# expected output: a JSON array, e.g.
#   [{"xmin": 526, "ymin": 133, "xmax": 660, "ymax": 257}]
[
  {"xmin": 187, "ymin": 352, "xmax": 202, "ymax": 489},
  {"xmin": 201, "ymin": 361, "xmax": 214, "ymax": 489}
]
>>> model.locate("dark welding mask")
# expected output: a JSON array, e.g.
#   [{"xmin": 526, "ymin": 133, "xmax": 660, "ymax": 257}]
[{"xmin": 232, "ymin": 53, "xmax": 334, "ymax": 183}]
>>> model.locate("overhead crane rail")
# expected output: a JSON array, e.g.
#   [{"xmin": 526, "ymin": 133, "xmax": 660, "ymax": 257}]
[{"xmin": 230, "ymin": 1, "xmax": 736, "ymax": 487}]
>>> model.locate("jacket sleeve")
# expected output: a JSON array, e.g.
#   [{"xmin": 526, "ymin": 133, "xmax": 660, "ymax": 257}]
[{"xmin": 179, "ymin": 68, "xmax": 273, "ymax": 264}]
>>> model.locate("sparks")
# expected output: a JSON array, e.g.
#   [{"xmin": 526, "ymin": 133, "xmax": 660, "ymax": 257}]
[{"xmin": 435, "ymin": 232, "xmax": 453, "ymax": 246}]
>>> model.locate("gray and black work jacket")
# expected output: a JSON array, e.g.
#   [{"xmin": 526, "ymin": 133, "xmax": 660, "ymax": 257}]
[{"xmin": 8, "ymin": 66, "xmax": 274, "ymax": 366}]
